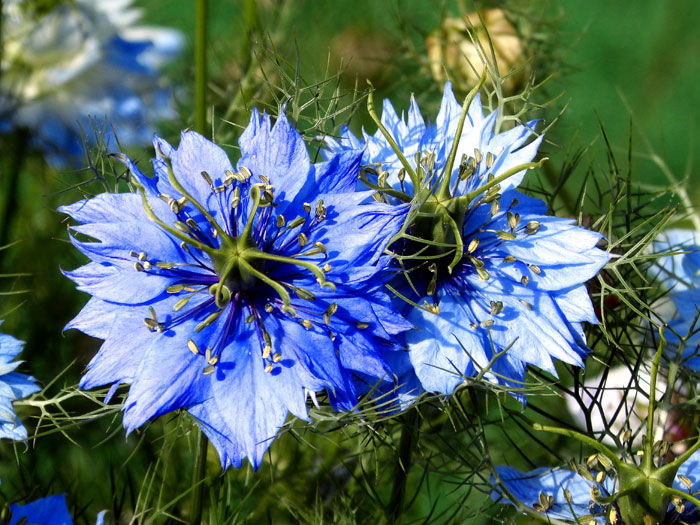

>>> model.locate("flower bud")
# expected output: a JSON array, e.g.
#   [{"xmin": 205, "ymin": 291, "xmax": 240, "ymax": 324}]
[{"xmin": 426, "ymin": 9, "xmax": 527, "ymax": 94}]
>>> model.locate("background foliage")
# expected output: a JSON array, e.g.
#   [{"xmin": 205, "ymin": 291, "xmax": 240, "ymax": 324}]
[{"xmin": 0, "ymin": 0, "xmax": 698, "ymax": 522}]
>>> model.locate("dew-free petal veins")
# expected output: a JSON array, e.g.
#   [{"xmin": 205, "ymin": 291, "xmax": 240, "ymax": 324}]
[
  {"xmin": 325, "ymin": 82, "xmax": 610, "ymax": 396},
  {"xmin": 63, "ymin": 110, "xmax": 408, "ymax": 469}
]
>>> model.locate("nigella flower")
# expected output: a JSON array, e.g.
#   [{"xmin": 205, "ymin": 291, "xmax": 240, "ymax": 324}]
[
  {"xmin": 1, "ymin": 0, "xmax": 183, "ymax": 166},
  {"xmin": 62, "ymin": 110, "xmax": 410, "ymax": 469},
  {"xmin": 492, "ymin": 452, "xmax": 700, "ymax": 524},
  {"xmin": 0, "ymin": 326, "xmax": 39, "ymax": 440},
  {"xmin": 324, "ymin": 83, "xmax": 610, "ymax": 394},
  {"xmin": 652, "ymin": 229, "xmax": 700, "ymax": 366},
  {"xmin": 6, "ymin": 494, "xmax": 105, "ymax": 525}
]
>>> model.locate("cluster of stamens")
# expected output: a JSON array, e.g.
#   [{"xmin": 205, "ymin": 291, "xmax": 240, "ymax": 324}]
[
  {"xmin": 363, "ymin": 140, "xmax": 546, "ymax": 332},
  {"xmin": 130, "ymin": 155, "xmax": 366, "ymax": 377}
]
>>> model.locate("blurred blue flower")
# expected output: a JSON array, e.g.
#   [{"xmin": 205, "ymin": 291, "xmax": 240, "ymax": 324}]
[
  {"xmin": 325, "ymin": 83, "xmax": 609, "ymax": 395},
  {"xmin": 652, "ymin": 229, "xmax": 700, "ymax": 367},
  {"xmin": 8, "ymin": 494, "xmax": 106, "ymax": 525},
  {"xmin": 0, "ymin": 326, "xmax": 39, "ymax": 441},
  {"xmin": 62, "ymin": 110, "xmax": 410, "ymax": 469},
  {"xmin": 492, "ymin": 452, "xmax": 700, "ymax": 524},
  {"xmin": 1, "ymin": 0, "xmax": 183, "ymax": 166}
]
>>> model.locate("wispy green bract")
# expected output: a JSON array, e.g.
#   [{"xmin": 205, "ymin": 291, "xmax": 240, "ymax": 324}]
[
  {"xmin": 61, "ymin": 109, "xmax": 410, "ymax": 469},
  {"xmin": 325, "ymin": 83, "xmax": 610, "ymax": 395},
  {"xmin": 0, "ymin": 326, "xmax": 39, "ymax": 441}
]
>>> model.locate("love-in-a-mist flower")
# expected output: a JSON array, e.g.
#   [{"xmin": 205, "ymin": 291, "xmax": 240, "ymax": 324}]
[
  {"xmin": 6, "ymin": 494, "xmax": 105, "ymax": 525},
  {"xmin": 492, "ymin": 451, "xmax": 700, "ymax": 524},
  {"xmin": 325, "ymin": 82, "xmax": 610, "ymax": 394},
  {"xmin": 62, "ymin": 110, "xmax": 410, "ymax": 469},
  {"xmin": 1, "ymin": 0, "xmax": 183, "ymax": 165},
  {"xmin": 652, "ymin": 229, "xmax": 700, "ymax": 366},
  {"xmin": 0, "ymin": 326, "xmax": 39, "ymax": 440}
]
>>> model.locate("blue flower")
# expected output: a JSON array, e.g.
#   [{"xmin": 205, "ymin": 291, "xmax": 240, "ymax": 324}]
[
  {"xmin": 652, "ymin": 229, "xmax": 700, "ymax": 367},
  {"xmin": 0, "ymin": 326, "xmax": 39, "ymax": 441},
  {"xmin": 1, "ymin": 0, "xmax": 183, "ymax": 166},
  {"xmin": 325, "ymin": 83, "xmax": 610, "ymax": 394},
  {"xmin": 62, "ymin": 110, "xmax": 410, "ymax": 469},
  {"xmin": 8, "ymin": 494, "xmax": 105, "ymax": 525},
  {"xmin": 492, "ymin": 451, "xmax": 700, "ymax": 524}
]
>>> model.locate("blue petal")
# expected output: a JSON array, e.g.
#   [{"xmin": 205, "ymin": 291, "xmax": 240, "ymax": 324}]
[
  {"xmin": 10, "ymin": 494, "xmax": 73, "ymax": 525},
  {"xmin": 314, "ymin": 149, "xmax": 364, "ymax": 194},
  {"xmin": 171, "ymin": 131, "xmax": 235, "ymax": 212},
  {"xmin": 493, "ymin": 466, "xmax": 609, "ymax": 523},
  {"xmin": 238, "ymin": 109, "xmax": 311, "ymax": 216}
]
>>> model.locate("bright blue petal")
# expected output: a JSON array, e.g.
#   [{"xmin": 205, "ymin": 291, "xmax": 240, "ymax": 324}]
[
  {"xmin": 9, "ymin": 494, "xmax": 73, "ymax": 525},
  {"xmin": 493, "ymin": 466, "xmax": 609, "ymax": 523}
]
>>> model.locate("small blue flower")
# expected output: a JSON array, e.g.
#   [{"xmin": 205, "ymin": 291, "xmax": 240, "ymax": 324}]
[
  {"xmin": 62, "ymin": 110, "xmax": 410, "ymax": 469},
  {"xmin": 492, "ymin": 451, "xmax": 700, "ymax": 524},
  {"xmin": 1, "ymin": 0, "xmax": 183, "ymax": 166},
  {"xmin": 0, "ymin": 326, "xmax": 39, "ymax": 441},
  {"xmin": 8, "ymin": 494, "xmax": 106, "ymax": 525},
  {"xmin": 652, "ymin": 229, "xmax": 700, "ymax": 367},
  {"xmin": 325, "ymin": 83, "xmax": 610, "ymax": 394}
]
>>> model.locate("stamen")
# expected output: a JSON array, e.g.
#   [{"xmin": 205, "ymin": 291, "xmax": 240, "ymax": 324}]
[
  {"xmin": 528, "ymin": 264, "xmax": 541, "ymax": 275},
  {"xmin": 507, "ymin": 212, "xmax": 520, "ymax": 230},
  {"xmin": 525, "ymin": 221, "xmax": 540, "ymax": 234}
]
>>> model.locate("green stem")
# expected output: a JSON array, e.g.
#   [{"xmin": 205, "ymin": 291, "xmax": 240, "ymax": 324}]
[
  {"xmin": 366, "ymin": 82, "xmax": 419, "ymax": 191},
  {"xmin": 246, "ymin": 251, "xmax": 333, "ymax": 290},
  {"xmin": 533, "ymin": 423, "xmax": 624, "ymax": 471},
  {"xmin": 194, "ymin": 0, "xmax": 208, "ymax": 136},
  {"xmin": 238, "ymin": 258, "xmax": 295, "ymax": 314},
  {"xmin": 0, "ymin": 129, "xmax": 29, "ymax": 264},
  {"xmin": 461, "ymin": 158, "xmax": 548, "ymax": 204},
  {"xmin": 189, "ymin": 429, "xmax": 208, "ymax": 525},
  {"xmin": 435, "ymin": 71, "xmax": 487, "ymax": 201},
  {"xmin": 663, "ymin": 486, "xmax": 700, "ymax": 511},
  {"xmin": 644, "ymin": 327, "xmax": 666, "ymax": 471},
  {"xmin": 134, "ymin": 183, "xmax": 216, "ymax": 256},
  {"xmin": 387, "ymin": 408, "xmax": 420, "ymax": 524}
]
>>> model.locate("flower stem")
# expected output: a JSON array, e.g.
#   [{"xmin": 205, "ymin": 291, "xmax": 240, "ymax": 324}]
[
  {"xmin": 194, "ymin": 0, "xmax": 208, "ymax": 136},
  {"xmin": 387, "ymin": 408, "xmax": 420, "ymax": 524},
  {"xmin": 0, "ymin": 129, "xmax": 29, "ymax": 261},
  {"xmin": 435, "ymin": 71, "xmax": 486, "ymax": 202},
  {"xmin": 189, "ymin": 428, "xmax": 208, "ymax": 524},
  {"xmin": 644, "ymin": 326, "xmax": 666, "ymax": 471},
  {"xmin": 190, "ymin": 2, "xmax": 210, "ymax": 522}
]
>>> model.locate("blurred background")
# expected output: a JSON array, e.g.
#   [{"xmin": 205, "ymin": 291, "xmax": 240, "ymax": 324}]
[{"xmin": 0, "ymin": 0, "xmax": 698, "ymax": 522}]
